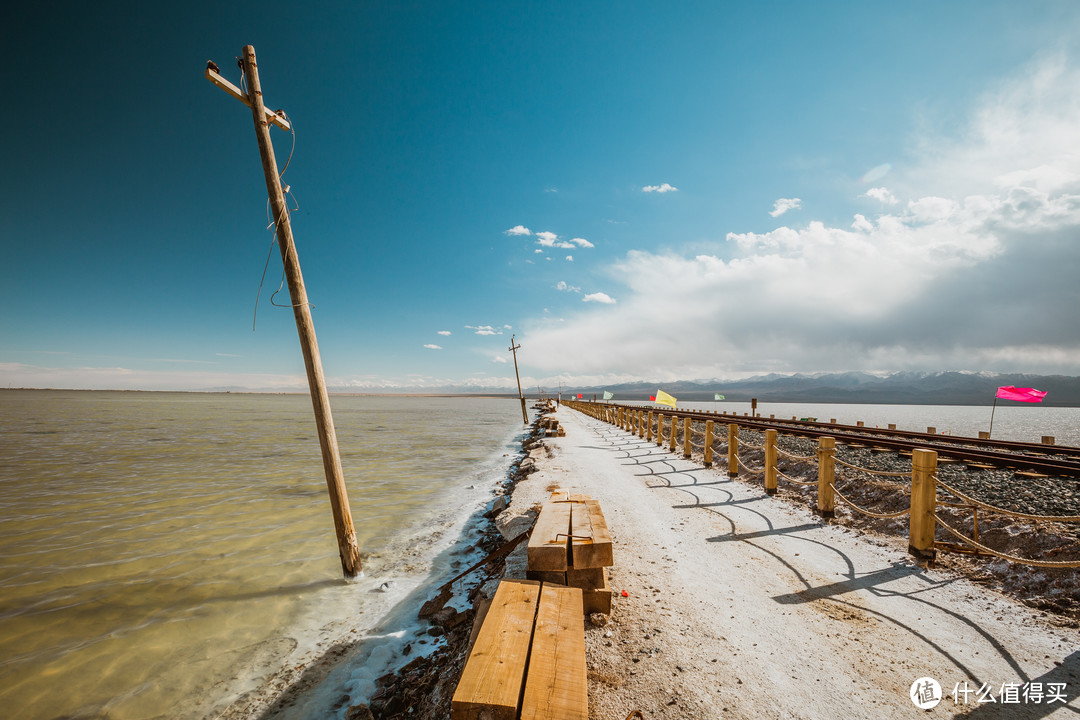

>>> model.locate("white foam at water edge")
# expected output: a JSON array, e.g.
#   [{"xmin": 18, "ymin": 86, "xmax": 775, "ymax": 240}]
[{"xmin": 273, "ymin": 424, "xmax": 527, "ymax": 717}]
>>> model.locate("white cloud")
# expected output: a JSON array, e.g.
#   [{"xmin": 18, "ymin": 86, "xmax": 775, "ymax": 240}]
[
  {"xmin": 863, "ymin": 187, "xmax": 899, "ymax": 205},
  {"xmin": 643, "ymin": 183, "xmax": 678, "ymax": 193},
  {"xmin": 571, "ymin": 237, "xmax": 594, "ymax": 248},
  {"xmin": 534, "ymin": 248, "xmax": 544, "ymax": 254},
  {"xmin": 583, "ymin": 292, "xmax": 615, "ymax": 304},
  {"xmin": 565, "ymin": 255, "xmax": 574, "ymax": 262},
  {"xmin": 556, "ymin": 281, "xmax": 581, "ymax": 293},
  {"xmin": 424, "ymin": 344, "xmax": 443, "ymax": 350},
  {"xmin": 437, "ymin": 330, "xmax": 451, "ymax": 336},
  {"xmin": 535, "ymin": 231, "xmax": 558, "ymax": 247},
  {"xmin": 521, "ymin": 57, "xmax": 1080, "ymax": 379},
  {"xmin": 505, "ymin": 225, "xmax": 531, "ymax": 236},
  {"xmin": 769, "ymin": 198, "xmax": 802, "ymax": 217},
  {"xmin": 493, "ymin": 356, "xmax": 508, "ymax": 363},
  {"xmin": 465, "ymin": 325, "xmax": 503, "ymax": 336}
]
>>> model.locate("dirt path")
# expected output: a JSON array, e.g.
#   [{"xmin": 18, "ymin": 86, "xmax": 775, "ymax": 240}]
[{"xmin": 522, "ymin": 406, "xmax": 1078, "ymax": 719}]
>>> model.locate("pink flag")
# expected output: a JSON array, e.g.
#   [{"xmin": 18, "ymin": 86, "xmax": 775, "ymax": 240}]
[{"xmin": 995, "ymin": 386, "xmax": 1047, "ymax": 403}]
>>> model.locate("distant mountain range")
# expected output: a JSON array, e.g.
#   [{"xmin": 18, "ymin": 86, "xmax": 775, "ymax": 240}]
[
  {"xmin": 320, "ymin": 371, "xmax": 1080, "ymax": 406},
  {"xmin": 556, "ymin": 372, "xmax": 1080, "ymax": 407}
]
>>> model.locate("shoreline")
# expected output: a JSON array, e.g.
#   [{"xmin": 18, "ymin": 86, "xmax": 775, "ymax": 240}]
[{"xmin": 218, "ymin": 404, "xmax": 550, "ymax": 720}]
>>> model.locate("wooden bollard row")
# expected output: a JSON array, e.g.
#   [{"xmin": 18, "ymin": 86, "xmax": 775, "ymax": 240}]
[{"xmin": 571, "ymin": 402, "xmax": 941, "ymax": 562}]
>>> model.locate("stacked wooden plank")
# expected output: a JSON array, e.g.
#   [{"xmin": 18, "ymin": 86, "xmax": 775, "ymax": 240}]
[
  {"xmin": 526, "ymin": 490, "xmax": 613, "ymax": 615},
  {"xmin": 539, "ymin": 416, "xmax": 566, "ymax": 437},
  {"xmin": 451, "ymin": 579, "xmax": 587, "ymax": 720}
]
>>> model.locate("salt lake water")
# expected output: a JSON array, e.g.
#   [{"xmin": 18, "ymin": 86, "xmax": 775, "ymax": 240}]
[{"xmin": 0, "ymin": 391, "xmax": 525, "ymax": 720}]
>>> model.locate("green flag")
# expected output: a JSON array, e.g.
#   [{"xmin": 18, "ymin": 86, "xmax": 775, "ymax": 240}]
[
  {"xmin": 714, "ymin": 393, "xmax": 725, "ymax": 401},
  {"xmin": 603, "ymin": 390, "xmax": 614, "ymax": 400}
]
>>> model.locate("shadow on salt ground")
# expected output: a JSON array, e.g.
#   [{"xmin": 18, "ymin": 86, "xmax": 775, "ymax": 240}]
[
  {"xmin": 579, "ymin": 416, "xmax": 1077, "ymax": 714},
  {"xmin": 949, "ymin": 650, "xmax": 1079, "ymax": 719},
  {"xmin": 771, "ymin": 562, "xmax": 926, "ymax": 603},
  {"xmin": 707, "ymin": 522, "xmax": 821, "ymax": 543}
]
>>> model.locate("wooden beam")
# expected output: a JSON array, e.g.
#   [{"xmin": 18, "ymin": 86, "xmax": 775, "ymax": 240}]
[
  {"xmin": 521, "ymin": 584, "xmax": 587, "ymax": 720},
  {"xmin": 569, "ymin": 500, "xmax": 613, "ymax": 569},
  {"xmin": 528, "ymin": 500, "xmax": 571, "ymax": 571},
  {"xmin": 451, "ymin": 580, "xmax": 541, "ymax": 720}
]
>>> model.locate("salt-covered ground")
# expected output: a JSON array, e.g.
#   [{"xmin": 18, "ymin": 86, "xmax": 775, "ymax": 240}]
[{"xmin": 520, "ymin": 405, "xmax": 1079, "ymax": 718}]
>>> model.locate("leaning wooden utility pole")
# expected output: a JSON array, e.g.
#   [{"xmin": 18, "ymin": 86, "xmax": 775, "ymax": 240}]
[
  {"xmin": 509, "ymin": 336, "xmax": 528, "ymax": 425},
  {"xmin": 207, "ymin": 45, "xmax": 362, "ymax": 578}
]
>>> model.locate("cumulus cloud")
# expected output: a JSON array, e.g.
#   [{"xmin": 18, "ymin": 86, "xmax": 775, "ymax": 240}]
[
  {"xmin": 566, "ymin": 255, "xmax": 574, "ymax": 262},
  {"xmin": 571, "ymin": 237, "xmax": 594, "ymax": 248},
  {"xmin": 493, "ymin": 356, "xmax": 508, "ymax": 363},
  {"xmin": 437, "ymin": 330, "xmax": 451, "ymax": 336},
  {"xmin": 769, "ymin": 198, "xmax": 802, "ymax": 217},
  {"xmin": 424, "ymin": 344, "xmax": 443, "ymax": 350},
  {"xmin": 643, "ymin": 183, "xmax": 678, "ymax": 193},
  {"xmin": 521, "ymin": 57, "xmax": 1080, "ymax": 379},
  {"xmin": 535, "ymin": 231, "xmax": 558, "ymax": 247},
  {"xmin": 465, "ymin": 325, "xmax": 503, "ymax": 336},
  {"xmin": 556, "ymin": 281, "xmax": 581, "ymax": 292},
  {"xmin": 505, "ymin": 225, "xmax": 531, "ymax": 236},
  {"xmin": 863, "ymin": 187, "xmax": 899, "ymax": 205},
  {"xmin": 583, "ymin": 292, "xmax": 616, "ymax": 304}
]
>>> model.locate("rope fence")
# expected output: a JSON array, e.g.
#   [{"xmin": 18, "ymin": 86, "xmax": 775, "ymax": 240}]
[{"xmin": 565, "ymin": 400, "xmax": 1080, "ymax": 570}]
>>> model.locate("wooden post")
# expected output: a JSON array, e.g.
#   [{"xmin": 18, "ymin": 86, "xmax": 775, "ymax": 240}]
[
  {"xmin": 909, "ymin": 449, "xmax": 938, "ymax": 560},
  {"xmin": 655, "ymin": 413, "xmax": 664, "ymax": 446},
  {"xmin": 764, "ymin": 429, "xmax": 777, "ymax": 495},
  {"xmin": 509, "ymin": 336, "xmax": 528, "ymax": 425},
  {"xmin": 816, "ymin": 437, "xmax": 835, "ymax": 518},
  {"xmin": 646, "ymin": 411, "xmax": 654, "ymax": 442},
  {"xmin": 637, "ymin": 410, "xmax": 644, "ymax": 438},
  {"xmin": 683, "ymin": 417, "xmax": 692, "ymax": 458},
  {"xmin": 669, "ymin": 415, "xmax": 677, "ymax": 453},
  {"xmin": 727, "ymin": 424, "xmax": 738, "ymax": 477},
  {"xmin": 1042, "ymin": 436, "xmax": 1056, "ymax": 445},
  {"xmin": 704, "ymin": 420, "xmax": 714, "ymax": 467},
  {"xmin": 236, "ymin": 46, "xmax": 361, "ymax": 577}
]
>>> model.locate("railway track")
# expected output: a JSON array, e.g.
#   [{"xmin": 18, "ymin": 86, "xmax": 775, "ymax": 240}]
[{"xmin": 592, "ymin": 403, "xmax": 1080, "ymax": 478}]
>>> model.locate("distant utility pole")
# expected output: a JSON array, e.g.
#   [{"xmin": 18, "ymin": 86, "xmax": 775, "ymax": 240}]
[
  {"xmin": 207, "ymin": 46, "xmax": 362, "ymax": 579},
  {"xmin": 509, "ymin": 335, "xmax": 528, "ymax": 424}
]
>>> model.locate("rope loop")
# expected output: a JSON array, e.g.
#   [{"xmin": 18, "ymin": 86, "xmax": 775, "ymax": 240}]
[
  {"xmin": 776, "ymin": 468, "xmax": 818, "ymax": 486},
  {"xmin": 776, "ymin": 447, "xmax": 816, "ymax": 462},
  {"xmin": 735, "ymin": 453, "xmax": 765, "ymax": 476},
  {"xmin": 934, "ymin": 513, "xmax": 1080, "ymax": 568},
  {"xmin": 829, "ymin": 482, "xmax": 911, "ymax": 519}
]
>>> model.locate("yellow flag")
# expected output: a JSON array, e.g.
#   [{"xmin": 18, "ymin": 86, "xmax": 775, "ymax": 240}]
[{"xmin": 655, "ymin": 389, "xmax": 677, "ymax": 407}]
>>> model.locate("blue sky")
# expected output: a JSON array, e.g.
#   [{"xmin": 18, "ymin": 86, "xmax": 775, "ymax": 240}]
[{"xmin": 4, "ymin": 1, "xmax": 1080, "ymax": 391}]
